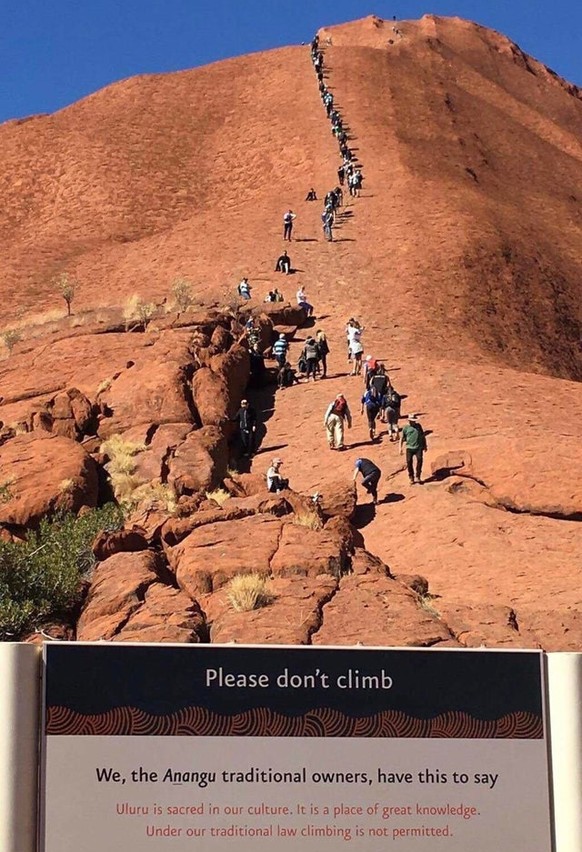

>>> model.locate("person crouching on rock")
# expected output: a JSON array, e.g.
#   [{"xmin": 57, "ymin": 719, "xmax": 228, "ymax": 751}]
[
  {"xmin": 275, "ymin": 250, "xmax": 291, "ymax": 274},
  {"xmin": 266, "ymin": 458, "xmax": 289, "ymax": 493},
  {"xmin": 353, "ymin": 457, "xmax": 381, "ymax": 505}
]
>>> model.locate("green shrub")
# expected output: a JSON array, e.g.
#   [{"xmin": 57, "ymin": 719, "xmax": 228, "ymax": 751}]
[{"xmin": 0, "ymin": 503, "xmax": 124, "ymax": 639}]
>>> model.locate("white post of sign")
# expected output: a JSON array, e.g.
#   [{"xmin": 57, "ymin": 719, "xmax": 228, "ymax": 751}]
[
  {"xmin": 0, "ymin": 643, "xmax": 41, "ymax": 852},
  {"xmin": 547, "ymin": 652, "xmax": 582, "ymax": 852}
]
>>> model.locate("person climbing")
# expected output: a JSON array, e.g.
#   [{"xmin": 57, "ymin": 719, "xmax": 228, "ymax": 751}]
[
  {"xmin": 399, "ymin": 413, "xmax": 428, "ymax": 484},
  {"xmin": 266, "ymin": 458, "xmax": 289, "ymax": 493},
  {"xmin": 334, "ymin": 185, "xmax": 343, "ymax": 207},
  {"xmin": 278, "ymin": 360, "xmax": 297, "ymax": 389},
  {"xmin": 272, "ymin": 333, "xmax": 289, "ymax": 368},
  {"xmin": 275, "ymin": 250, "xmax": 291, "ymax": 274},
  {"xmin": 322, "ymin": 209, "xmax": 334, "ymax": 241},
  {"xmin": 301, "ymin": 336, "xmax": 320, "ymax": 382},
  {"xmin": 361, "ymin": 385, "xmax": 383, "ymax": 441},
  {"xmin": 337, "ymin": 165, "xmax": 345, "ymax": 186},
  {"xmin": 348, "ymin": 328, "xmax": 364, "ymax": 376},
  {"xmin": 249, "ymin": 343, "xmax": 265, "ymax": 388},
  {"xmin": 353, "ymin": 458, "xmax": 382, "ymax": 505},
  {"xmin": 296, "ymin": 286, "xmax": 314, "ymax": 317},
  {"xmin": 383, "ymin": 385, "xmax": 401, "ymax": 440},
  {"xmin": 237, "ymin": 277, "xmax": 251, "ymax": 299},
  {"xmin": 315, "ymin": 329, "xmax": 330, "ymax": 378},
  {"xmin": 370, "ymin": 363, "xmax": 389, "ymax": 396},
  {"xmin": 305, "ymin": 188, "xmax": 317, "ymax": 202},
  {"xmin": 231, "ymin": 399, "xmax": 257, "ymax": 457},
  {"xmin": 363, "ymin": 355, "xmax": 379, "ymax": 387},
  {"xmin": 283, "ymin": 210, "xmax": 296, "ymax": 241},
  {"xmin": 323, "ymin": 393, "xmax": 352, "ymax": 450}
]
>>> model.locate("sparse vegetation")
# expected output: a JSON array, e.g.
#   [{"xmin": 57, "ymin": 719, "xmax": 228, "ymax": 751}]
[
  {"xmin": 55, "ymin": 272, "xmax": 77, "ymax": 317},
  {"xmin": 292, "ymin": 509, "xmax": 324, "ymax": 531},
  {"xmin": 227, "ymin": 573, "xmax": 273, "ymax": 612},
  {"xmin": 0, "ymin": 479, "xmax": 14, "ymax": 503},
  {"xmin": 96, "ymin": 377, "xmax": 113, "ymax": 395},
  {"xmin": 101, "ymin": 434, "xmax": 177, "ymax": 512},
  {"xmin": 130, "ymin": 482, "xmax": 177, "ymax": 514},
  {"xmin": 205, "ymin": 488, "xmax": 231, "ymax": 506},
  {"xmin": 123, "ymin": 294, "xmax": 156, "ymax": 330},
  {"xmin": 0, "ymin": 504, "xmax": 124, "ymax": 640},
  {"xmin": 58, "ymin": 478, "xmax": 75, "ymax": 495},
  {"xmin": 1, "ymin": 329, "xmax": 22, "ymax": 354},
  {"xmin": 172, "ymin": 277, "xmax": 194, "ymax": 313}
]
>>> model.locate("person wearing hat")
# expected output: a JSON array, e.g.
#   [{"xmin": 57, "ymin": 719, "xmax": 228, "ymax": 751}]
[
  {"xmin": 266, "ymin": 458, "xmax": 289, "ymax": 493},
  {"xmin": 400, "ymin": 413, "xmax": 428, "ymax": 484},
  {"xmin": 231, "ymin": 399, "xmax": 257, "ymax": 457},
  {"xmin": 323, "ymin": 393, "xmax": 352, "ymax": 450},
  {"xmin": 353, "ymin": 458, "xmax": 381, "ymax": 505}
]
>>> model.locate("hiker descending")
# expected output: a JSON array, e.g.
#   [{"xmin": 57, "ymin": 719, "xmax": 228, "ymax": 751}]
[
  {"xmin": 237, "ymin": 277, "xmax": 251, "ymax": 299},
  {"xmin": 266, "ymin": 458, "xmax": 289, "ymax": 493},
  {"xmin": 301, "ymin": 336, "xmax": 320, "ymax": 382},
  {"xmin": 296, "ymin": 286, "xmax": 314, "ymax": 318},
  {"xmin": 348, "ymin": 325, "xmax": 364, "ymax": 376},
  {"xmin": 278, "ymin": 360, "xmax": 298, "ymax": 389},
  {"xmin": 315, "ymin": 329, "xmax": 330, "ymax": 378},
  {"xmin": 272, "ymin": 333, "xmax": 289, "ymax": 368},
  {"xmin": 231, "ymin": 399, "xmax": 257, "ymax": 457},
  {"xmin": 353, "ymin": 458, "xmax": 381, "ymax": 505},
  {"xmin": 275, "ymin": 250, "xmax": 291, "ymax": 274},
  {"xmin": 305, "ymin": 188, "xmax": 317, "ymax": 201},
  {"xmin": 361, "ymin": 385, "xmax": 384, "ymax": 441},
  {"xmin": 323, "ymin": 393, "xmax": 352, "ymax": 450},
  {"xmin": 400, "ymin": 413, "xmax": 428, "ymax": 484},
  {"xmin": 283, "ymin": 209, "xmax": 296, "ymax": 241},
  {"xmin": 383, "ymin": 384, "xmax": 401, "ymax": 441}
]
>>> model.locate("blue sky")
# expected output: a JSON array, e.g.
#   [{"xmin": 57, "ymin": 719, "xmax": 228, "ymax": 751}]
[{"xmin": 1, "ymin": 0, "xmax": 580, "ymax": 123}]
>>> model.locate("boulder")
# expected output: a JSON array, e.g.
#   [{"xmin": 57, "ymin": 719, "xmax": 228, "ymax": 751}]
[
  {"xmin": 270, "ymin": 522, "xmax": 348, "ymax": 578},
  {"xmin": 92, "ymin": 528, "xmax": 149, "ymax": 561},
  {"xmin": 76, "ymin": 550, "xmax": 160, "ymax": 641},
  {"xmin": 191, "ymin": 367, "xmax": 229, "ymax": 427},
  {"xmin": 436, "ymin": 602, "xmax": 535, "ymax": 649},
  {"xmin": 312, "ymin": 572, "xmax": 456, "ymax": 647},
  {"xmin": 0, "ymin": 433, "xmax": 99, "ymax": 528},
  {"xmin": 169, "ymin": 514, "xmax": 283, "ymax": 597},
  {"xmin": 161, "ymin": 505, "xmax": 256, "ymax": 548},
  {"xmin": 114, "ymin": 584, "xmax": 207, "ymax": 643},
  {"xmin": 167, "ymin": 426, "xmax": 228, "ymax": 495},
  {"xmin": 318, "ymin": 478, "xmax": 357, "ymax": 520},
  {"xmin": 208, "ymin": 576, "xmax": 338, "ymax": 645}
]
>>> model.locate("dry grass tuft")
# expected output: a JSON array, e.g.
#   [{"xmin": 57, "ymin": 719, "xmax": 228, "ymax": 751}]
[
  {"xmin": 101, "ymin": 435, "xmax": 147, "ymax": 502},
  {"xmin": 227, "ymin": 574, "xmax": 273, "ymax": 612},
  {"xmin": 205, "ymin": 488, "xmax": 231, "ymax": 506},
  {"xmin": 293, "ymin": 510, "xmax": 324, "ymax": 531}
]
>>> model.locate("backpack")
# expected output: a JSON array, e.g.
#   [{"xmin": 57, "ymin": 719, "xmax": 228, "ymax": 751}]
[
  {"xmin": 304, "ymin": 341, "xmax": 319, "ymax": 360},
  {"xmin": 371, "ymin": 373, "xmax": 387, "ymax": 394},
  {"xmin": 332, "ymin": 398, "xmax": 347, "ymax": 415}
]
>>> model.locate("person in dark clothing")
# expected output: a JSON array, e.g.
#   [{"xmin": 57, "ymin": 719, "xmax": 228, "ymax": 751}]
[
  {"xmin": 382, "ymin": 385, "xmax": 401, "ymax": 440},
  {"xmin": 249, "ymin": 344, "xmax": 265, "ymax": 388},
  {"xmin": 337, "ymin": 165, "xmax": 345, "ymax": 186},
  {"xmin": 305, "ymin": 188, "xmax": 317, "ymax": 202},
  {"xmin": 232, "ymin": 399, "xmax": 257, "ymax": 457},
  {"xmin": 399, "ymin": 413, "xmax": 428, "ymax": 484},
  {"xmin": 302, "ymin": 336, "xmax": 320, "ymax": 382},
  {"xmin": 275, "ymin": 250, "xmax": 291, "ymax": 274},
  {"xmin": 353, "ymin": 458, "xmax": 381, "ymax": 505},
  {"xmin": 361, "ymin": 386, "xmax": 383, "ymax": 441},
  {"xmin": 283, "ymin": 210, "xmax": 296, "ymax": 241},
  {"xmin": 278, "ymin": 361, "xmax": 297, "ymax": 389}
]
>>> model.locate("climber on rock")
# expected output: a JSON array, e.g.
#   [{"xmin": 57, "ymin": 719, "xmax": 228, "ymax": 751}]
[
  {"xmin": 399, "ymin": 413, "xmax": 428, "ymax": 485},
  {"xmin": 323, "ymin": 393, "xmax": 352, "ymax": 450},
  {"xmin": 353, "ymin": 457, "xmax": 382, "ymax": 505},
  {"xmin": 275, "ymin": 250, "xmax": 291, "ymax": 274},
  {"xmin": 266, "ymin": 458, "xmax": 289, "ymax": 493}
]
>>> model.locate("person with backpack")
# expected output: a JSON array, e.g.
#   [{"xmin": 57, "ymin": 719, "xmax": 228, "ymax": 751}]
[
  {"xmin": 237, "ymin": 278, "xmax": 251, "ymax": 299},
  {"xmin": 315, "ymin": 329, "xmax": 330, "ymax": 378},
  {"xmin": 323, "ymin": 393, "xmax": 352, "ymax": 450},
  {"xmin": 353, "ymin": 458, "xmax": 382, "ymax": 505},
  {"xmin": 231, "ymin": 399, "xmax": 258, "ymax": 457},
  {"xmin": 275, "ymin": 250, "xmax": 291, "ymax": 274},
  {"xmin": 349, "ymin": 329, "xmax": 364, "ymax": 376},
  {"xmin": 363, "ymin": 355, "xmax": 379, "ymax": 387},
  {"xmin": 301, "ymin": 336, "xmax": 320, "ymax": 382},
  {"xmin": 370, "ymin": 363, "xmax": 389, "ymax": 396},
  {"xmin": 383, "ymin": 389, "xmax": 400, "ymax": 440},
  {"xmin": 272, "ymin": 333, "xmax": 289, "ymax": 368},
  {"xmin": 400, "ymin": 413, "xmax": 428, "ymax": 484},
  {"xmin": 283, "ymin": 210, "xmax": 296, "ymax": 241},
  {"xmin": 360, "ymin": 385, "xmax": 384, "ymax": 441}
]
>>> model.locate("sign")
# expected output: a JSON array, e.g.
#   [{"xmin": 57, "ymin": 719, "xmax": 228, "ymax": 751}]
[{"xmin": 42, "ymin": 644, "xmax": 552, "ymax": 850}]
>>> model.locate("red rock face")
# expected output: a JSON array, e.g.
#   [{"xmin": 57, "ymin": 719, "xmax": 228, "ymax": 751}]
[{"xmin": 0, "ymin": 15, "xmax": 581, "ymax": 649}]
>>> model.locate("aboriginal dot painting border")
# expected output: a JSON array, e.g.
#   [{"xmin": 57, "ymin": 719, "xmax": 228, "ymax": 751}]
[{"xmin": 46, "ymin": 706, "xmax": 543, "ymax": 738}]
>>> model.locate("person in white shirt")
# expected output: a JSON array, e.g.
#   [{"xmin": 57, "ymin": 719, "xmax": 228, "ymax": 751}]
[{"xmin": 296, "ymin": 287, "xmax": 314, "ymax": 317}]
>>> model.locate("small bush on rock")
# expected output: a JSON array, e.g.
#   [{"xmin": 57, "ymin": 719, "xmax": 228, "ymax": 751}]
[
  {"xmin": 205, "ymin": 488, "xmax": 231, "ymax": 506},
  {"xmin": 293, "ymin": 510, "xmax": 324, "ymax": 531},
  {"xmin": 0, "ymin": 504, "xmax": 124, "ymax": 639},
  {"xmin": 227, "ymin": 574, "xmax": 272, "ymax": 612}
]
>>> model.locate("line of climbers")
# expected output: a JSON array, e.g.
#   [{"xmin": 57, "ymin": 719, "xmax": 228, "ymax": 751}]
[{"xmin": 230, "ymin": 31, "xmax": 427, "ymax": 505}]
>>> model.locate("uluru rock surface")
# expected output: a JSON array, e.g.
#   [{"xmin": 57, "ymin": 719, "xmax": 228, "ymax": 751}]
[{"xmin": 2, "ymin": 14, "xmax": 582, "ymax": 650}]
